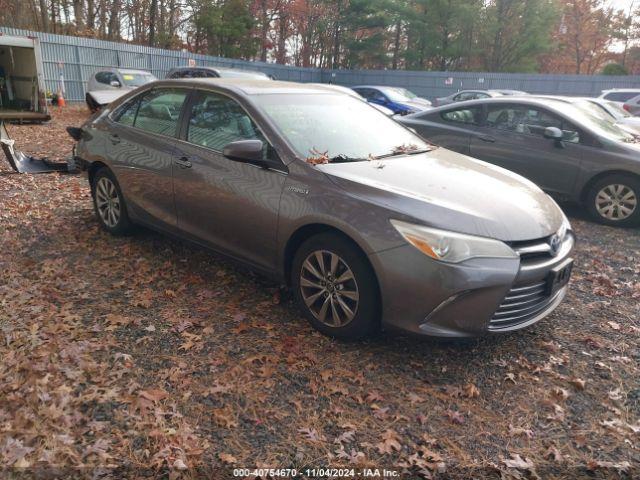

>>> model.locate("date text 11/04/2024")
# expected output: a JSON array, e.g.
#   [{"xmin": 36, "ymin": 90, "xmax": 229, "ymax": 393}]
[{"xmin": 233, "ymin": 468, "xmax": 401, "ymax": 478}]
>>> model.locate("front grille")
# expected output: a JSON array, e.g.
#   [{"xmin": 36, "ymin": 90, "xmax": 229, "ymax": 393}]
[
  {"xmin": 509, "ymin": 236, "xmax": 554, "ymax": 263},
  {"xmin": 489, "ymin": 281, "xmax": 558, "ymax": 331}
]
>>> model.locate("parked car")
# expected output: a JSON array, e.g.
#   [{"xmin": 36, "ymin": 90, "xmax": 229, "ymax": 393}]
[
  {"xmin": 311, "ymin": 84, "xmax": 395, "ymax": 116},
  {"xmin": 529, "ymin": 95, "xmax": 640, "ymax": 134},
  {"xmin": 400, "ymin": 97, "xmax": 640, "ymax": 226},
  {"xmin": 86, "ymin": 68, "xmax": 157, "ymax": 111},
  {"xmin": 583, "ymin": 97, "xmax": 640, "ymax": 131},
  {"xmin": 622, "ymin": 94, "xmax": 640, "ymax": 116},
  {"xmin": 598, "ymin": 89, "xmax": 640, "ymax": 115},
  {"xmin": 598, "ymin": 88, "xmax": 640, "ymax": 107},
  {"xmin": 351, "ymin": 86, "xmax": 432, "ymax": 115},
  {"xmin": 166, "ymin": 66, "xmax": 272, "ymax": 80},
  {"xmin": 434, "ymin": 89, "xmax": 526, "ymax": 107},
  {"xmin": 70, "ymin": 79, "xmax": 574, "ymax": 339}
]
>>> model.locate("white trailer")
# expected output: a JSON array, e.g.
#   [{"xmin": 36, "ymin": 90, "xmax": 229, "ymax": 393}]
[
  {"xmin": 0, "ymin": 33, "xmax": 69, "ymax": 172},
  {"xmin": 0, "ymin": 33, "xmax": 49, "ymax": 122}
]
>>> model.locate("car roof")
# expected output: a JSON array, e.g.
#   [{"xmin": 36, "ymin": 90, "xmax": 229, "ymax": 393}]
[
  {"xmin": 422, "ymin": 96, "xmax": 585, "ymax": 113},
  {"xmin": 171, "ymin": 65, "xmax": 267, "ymax": 76},
  {"xmin": 352, "ymin": 85, "xmax": 406, "ymax": 90},
  {"xmin": 116, "ymin": 68, "xmax": 152, "ymax": 75},
  {"xmin": 601, "ymin": 88, "xmax": 640, "ymax": 93},
  {"xmin": 152, "ymin": 78, "xmax": 347, "ymax": 96}
]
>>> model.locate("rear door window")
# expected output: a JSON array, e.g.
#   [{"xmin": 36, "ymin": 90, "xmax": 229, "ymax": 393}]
[
  {"xmin": 454, "ymin": 92, "xmax": 475, "ymax": 101},
  {"xmin": 134, "ymin": 89, "xmax": 188, "ymax": 137},
  {"xmin": 440, "ymin": 106, "xmax": 482, "ymax": 125},
  {"xmin": 186, "ymin": 91, "xmax": 273, "ymax": 159}
]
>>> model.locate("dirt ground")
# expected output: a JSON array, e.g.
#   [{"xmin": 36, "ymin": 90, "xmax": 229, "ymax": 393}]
[{"xmin": 0, "ymin": 105, "xmax": 638, "ymax": 479}]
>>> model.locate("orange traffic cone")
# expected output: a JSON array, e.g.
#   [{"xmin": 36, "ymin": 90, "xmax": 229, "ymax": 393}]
[{"xmin": 57, "ymin": 90, "xmax": 65, "ymax": 107}]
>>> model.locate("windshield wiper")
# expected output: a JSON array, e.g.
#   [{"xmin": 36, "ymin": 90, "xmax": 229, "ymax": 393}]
[
  {"xmin": 373, "ymin": 148, "xmax": 433, "ymax": 160},
  {"xmin": 328, "ymin": 154, "xmax": 368, "ymax": 163}
]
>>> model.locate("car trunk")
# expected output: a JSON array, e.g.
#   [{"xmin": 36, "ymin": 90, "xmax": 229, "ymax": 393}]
[{"xmin": 0, "ymin": 34, "xmax": 50, "ymax": 122}]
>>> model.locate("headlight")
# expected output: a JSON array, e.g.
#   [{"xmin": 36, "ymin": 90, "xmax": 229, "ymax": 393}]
[
  {"xmin": 390, "ymin": 219, "xmax": 518, "ymax": 263},
  {"xmin": 557, "ymin": 213, "xmax": 571, "ymax": 241}
]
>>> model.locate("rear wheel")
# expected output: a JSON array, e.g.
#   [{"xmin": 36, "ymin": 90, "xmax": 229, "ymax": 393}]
[
  {"xmin": 91, "ymin": 168, "xmax": 133, "ymax": 235},
  {"xmin": 86, "ymin": 93, "xmax": 100, "ymax": 112},
  {"xmin": 291, "ymin": 233, "xmax": 379, "ymax": 340},
  {"xmin": 586, "ymin": 174, "xmax": 640, "ymax": 227}
]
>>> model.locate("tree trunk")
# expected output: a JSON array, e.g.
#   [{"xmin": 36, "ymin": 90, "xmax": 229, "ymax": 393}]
[
  {"xmin": 39, "ymin": 0, "xmax": 49, "ymax": 31},
  {"xmin": 392, "ymin": 21, "xmax": 401, "ymax": 70},
  {"xmin": 108, "ymin": 0, "xmax": 120, "ymax": 39},
  {"xmin": 149, "ymin": 0, "xmax": 158, "ymax": 46},
  {"xmin": 73, "ymin": 0, "xmax": 84, "ymax": 30},
  {"xmin": 260, "ymin": 0, "xmax": 268, "ymax": 62}
]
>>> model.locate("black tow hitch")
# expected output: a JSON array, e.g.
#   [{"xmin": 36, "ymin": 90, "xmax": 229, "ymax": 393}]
[{"xmin": 1, "ymin": 120, "xmax": 73, "ymax": 174}]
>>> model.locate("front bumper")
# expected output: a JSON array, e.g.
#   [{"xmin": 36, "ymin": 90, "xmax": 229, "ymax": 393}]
[{"xmin": 369, "ymin": 233, "xmax": 574, "ymax": 337}]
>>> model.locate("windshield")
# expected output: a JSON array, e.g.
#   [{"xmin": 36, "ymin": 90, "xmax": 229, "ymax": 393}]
[
  {"xmin": 253, "ymin": 93, "xmax": 431, "ymax": 160},
  {"xmin": 121, "ymin": 72, "xmax": 157, "ymax": 87},
  {"xmin": 555, "ymin": 103, "xmax": 636, "ymax": 142},
  {"xmin": 381, "ymin": 87, "xmax": 418, "ymax": 102},
  {"xmin": 572, "ymin": 99, "xmax": 615, "ymax": 121}
]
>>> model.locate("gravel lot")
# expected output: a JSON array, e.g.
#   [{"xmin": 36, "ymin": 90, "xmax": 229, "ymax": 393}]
[{"xmin": 1, "ymin": 105, "xmax": 638, "ymax": 479}]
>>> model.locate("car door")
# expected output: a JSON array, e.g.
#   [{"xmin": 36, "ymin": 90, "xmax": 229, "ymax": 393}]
[
  {"xmin": 405, "ymin": 105, "xmax": 483, "ymax": 155},
  {"xmin": 469, "ymin": 103, "xmax": 584, "ymax": 196},
  {"xmin": 369, "ymin": 89, "xmax": 391, "ymax": 108},
  {"xmin": 172, "ymin": 89, "xmax": 287, "ymax": 271},
  {"xmin": 107, "ymin": 87, "xmax": 189, "ymax": 228}
]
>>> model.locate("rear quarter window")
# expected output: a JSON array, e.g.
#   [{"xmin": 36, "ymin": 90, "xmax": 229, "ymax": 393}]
[
  {"xmin": 440, "ymin": 107, "xmax": 482, "ymax": 125},
  {"xmin": 603, "ymin": 91, "xmax": 639, "ymax": 102}
]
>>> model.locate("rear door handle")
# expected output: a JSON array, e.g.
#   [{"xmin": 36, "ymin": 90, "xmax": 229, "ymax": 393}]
[
  {"xmin": 109, "ymin": 133, "xmax": 120, "ymax": 144},
  {"xmin": 175, "ymin": 157, "xmax": 192, "ymax": 168},
  {"xmin": 477, "ymin": 135, "xmax": 495, "ymax": 143}
]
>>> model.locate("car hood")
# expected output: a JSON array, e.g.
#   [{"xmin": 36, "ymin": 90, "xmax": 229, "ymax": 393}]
[
  {"xmin": 319, "ymin": 148, "xmax": 564, "ymax": 242},
  {"xmin": 88, "ymin": 89, "xmax": 133, "ymax": 105}
]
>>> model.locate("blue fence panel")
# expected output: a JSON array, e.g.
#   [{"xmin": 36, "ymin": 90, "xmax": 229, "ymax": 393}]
[{"xmin": 2, "ymin": 25, "xmax": 640, "ymax": 101}]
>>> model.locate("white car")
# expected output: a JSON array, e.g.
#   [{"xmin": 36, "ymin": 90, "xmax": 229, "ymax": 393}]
[
  {"xmin": 598, "ymin": 88, "xmax": 640, "ymax": 105},
  {"xmin": 86, "ymin": 68, "xmax": 157, "ymax": 111},
  {"xmin": 583, "ymin": 97, "xmax": 640, "ymax": 132}
]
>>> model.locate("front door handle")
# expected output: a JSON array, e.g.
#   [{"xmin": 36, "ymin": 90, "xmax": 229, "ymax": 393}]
[
  {"xmin": 477, "ymin": 135, "xmax": 496, "ymax": 143},
  {"xmin": 175, "ymin": 157, "xmax": 192, "ymax": 169},
  {"xmin": 109, "ymin": 134, "xmax": 120, "ymax": 144}
]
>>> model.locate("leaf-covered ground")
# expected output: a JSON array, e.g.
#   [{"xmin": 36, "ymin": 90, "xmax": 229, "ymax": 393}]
[{"xmin": 1, "ymin": 106, "xmax": 639, "ymax": 479}]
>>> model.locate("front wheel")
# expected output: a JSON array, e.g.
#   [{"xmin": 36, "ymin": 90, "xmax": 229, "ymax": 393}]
[
  {"xmin": 91, "ymin": 168, "xmax": 133, "ymax": 235},
  {"xmin": 291, "ymin": 233, "xmax": 380, "ymax": 340},
  {"xmin": 586, "ymin": 174, "xmax": 640, "ymax": 227}
]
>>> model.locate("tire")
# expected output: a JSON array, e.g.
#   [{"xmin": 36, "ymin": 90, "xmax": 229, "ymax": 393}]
[
  {"xmin": 586, "ymin": 174, "xmax": 640, "ymax": 227},
  {"xmin": 91, "ymin": 167, "xmax": 133, "ymax": 235},
  {"xmin": 86, "ymin": 93, "xmax": 100, "ymax": 113},
  {"xmin": 291, "ymin": 233, "xmax": 380, "ymax": 340}
]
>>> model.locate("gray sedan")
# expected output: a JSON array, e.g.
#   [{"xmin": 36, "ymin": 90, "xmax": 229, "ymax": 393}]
[
  {"xmin": 434, "ymin": 89, "xmax": 526, "ymax": 107},
  {"xmin": 400, "ymin": 97, "xmax": 640, "ymax": 227},
  {"xmin": 71, "ymin": 79, "xmax": 573, "ymax": 339}
]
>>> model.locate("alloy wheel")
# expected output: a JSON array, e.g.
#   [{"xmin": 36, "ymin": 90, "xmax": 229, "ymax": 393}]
[
  {"xmin": 95, "ymin": 177, "xmax": 121, "ymax": 228},
  {"xmin": 299, "ymin": 250, "xmax": 359, "ymax": 327},
  {"xmin": 595, "ymin": 184, "xmax": 637, "ymax": 221}
]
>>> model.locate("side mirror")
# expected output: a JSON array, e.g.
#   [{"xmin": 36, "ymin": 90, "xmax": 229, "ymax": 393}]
[
  {"xmin": 223, "ymin": 139, "xmax": 270, "ymax": 167},
  {"xmin": 543, "ymin": 126, "xmax": 564, "ymax": 148},
  {"xmin": 110, "ymin": 80, "xmax": 121, "ymax": 88}
]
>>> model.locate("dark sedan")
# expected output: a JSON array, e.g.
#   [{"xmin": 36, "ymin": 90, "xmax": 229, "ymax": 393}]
[{"xmin": 400, "ymin": 97, "xmax": 640, "ymax": 226}]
